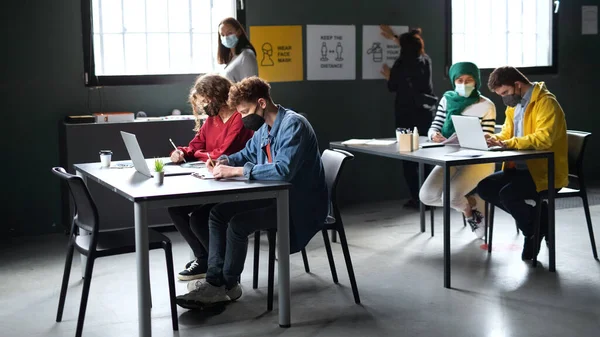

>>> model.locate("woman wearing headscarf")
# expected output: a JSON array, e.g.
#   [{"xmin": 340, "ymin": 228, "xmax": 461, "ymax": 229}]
[{"xmin": 418, "ymin": 62, "xmax": 496, "ymax": 238}]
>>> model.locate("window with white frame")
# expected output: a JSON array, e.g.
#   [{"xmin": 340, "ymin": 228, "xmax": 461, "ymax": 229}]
[
  {"xmin": 451, "ymin": 0, "xmax": 558, "ymax": 70},
  {"xmin": 90, "ymin": 0, "xmax": 236, "ymax": 78}
]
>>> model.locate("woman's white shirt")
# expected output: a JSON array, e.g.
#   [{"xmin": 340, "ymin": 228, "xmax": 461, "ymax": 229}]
[{"xmin": 221, "ymin": 48, "xmax": 258, "ymax": 83}]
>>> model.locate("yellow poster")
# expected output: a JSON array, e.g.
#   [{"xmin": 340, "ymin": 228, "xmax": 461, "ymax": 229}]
[{"xmin": 249, "ymin": 25, "xmax": 303, "ymax": 82}]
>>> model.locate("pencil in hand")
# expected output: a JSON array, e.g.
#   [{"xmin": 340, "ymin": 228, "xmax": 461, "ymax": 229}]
[
  {"xmin": 206, "ymin": 153, "xmax": 215, "ymax": 167},
  {"xmin": 168, "ymin": 138, "xmax": 186, "ymax": 163}
]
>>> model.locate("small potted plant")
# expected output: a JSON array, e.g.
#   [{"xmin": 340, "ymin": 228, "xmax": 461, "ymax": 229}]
[{"xmin": 154, "ymin": 158, "xmax": 165, "ymax": 184}]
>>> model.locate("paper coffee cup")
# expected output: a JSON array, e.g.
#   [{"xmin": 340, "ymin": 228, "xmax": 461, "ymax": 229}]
[{"xmin": 99, "ymin": 150, "xmax": 112, "ymax": 168}]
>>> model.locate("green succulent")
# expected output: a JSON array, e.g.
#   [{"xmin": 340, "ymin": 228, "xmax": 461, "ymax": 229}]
[{"xmin": 154, "ymin": 158, "xmax": 164, "ymax": 172}]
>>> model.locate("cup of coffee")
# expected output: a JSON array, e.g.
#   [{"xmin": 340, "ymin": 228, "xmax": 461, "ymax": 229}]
[{"xmin": 99, "ymin": 150, "xmax": 112, "ymax": 168}]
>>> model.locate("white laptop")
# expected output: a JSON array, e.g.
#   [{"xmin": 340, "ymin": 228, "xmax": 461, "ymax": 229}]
[
  {"xmin": 120, "ymin": 131, "xmax": 204, "ymax": 177},
  {"xmin": 451, "ymin": 115, "xmax": 504, "ymax": 151}
]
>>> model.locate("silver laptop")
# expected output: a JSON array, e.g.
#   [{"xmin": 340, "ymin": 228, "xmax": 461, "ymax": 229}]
[
  {"xmin": 451, "ymin": 115, "xmax": 503, "ymax": 151},
  {"xmin": 120, "ymin": 131, "xmax": 203, "ymax": 177}
]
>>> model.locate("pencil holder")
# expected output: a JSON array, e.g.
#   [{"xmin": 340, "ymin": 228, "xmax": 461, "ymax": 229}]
[{"xmin": 397, "ymin": 133, "xmax": 413, "ymax": 152}]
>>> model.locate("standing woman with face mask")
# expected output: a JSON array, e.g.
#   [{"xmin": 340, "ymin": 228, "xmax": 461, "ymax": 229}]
[
  {"xmin": 418, "ymin": 62, "xmax": 496, "ymax": 239},
  {"xmin": 381, "ymin": 27, "xmax": 437, "ymax": 209},
  {"xmin": 218, "ymin": 17, "xmax": 258, "ymax": 83}
]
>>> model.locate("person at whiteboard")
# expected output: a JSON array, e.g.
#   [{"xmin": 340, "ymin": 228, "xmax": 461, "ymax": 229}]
[
  {"xmin": 168, "ymin": 74, "xmax": 253, "ymax": 281},
  {"xmin": 418, "ymin": 62, "xmax": 496, "ymax": 239},
  {"xmin": 217, "ymin": 17, "xmax": 258, "ymax": 83},
  {"xmin": 381, "ymin": 26, "xmax": 437, "ymax": 209}
]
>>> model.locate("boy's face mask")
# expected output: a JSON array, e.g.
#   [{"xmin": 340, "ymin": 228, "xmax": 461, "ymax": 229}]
[{"xmin": 242, "ymin": 103, "xmax": 265, "ymax": 131}]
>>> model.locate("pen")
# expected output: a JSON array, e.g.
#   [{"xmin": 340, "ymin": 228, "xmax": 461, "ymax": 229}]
[
  {"xmin": 169, "ymin": 138, "xmax": 186, "ymax": 162},
  {"xmin": 207, "ymin": 153, "xmax": 215, "ymax": 167}
]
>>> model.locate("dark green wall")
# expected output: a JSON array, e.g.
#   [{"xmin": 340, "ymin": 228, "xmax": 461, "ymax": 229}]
[
  {"xmin": 3, "ymin": 0, "xmax": 599, "ymax": 236},
  {"xmin": 3, "ymin": 1, "xmax": 193, "ymax": 237}
]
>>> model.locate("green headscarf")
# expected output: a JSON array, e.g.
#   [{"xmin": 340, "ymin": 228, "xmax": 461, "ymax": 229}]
[{"xmin": 441, "ymin": 62, "xmax": 481, "ymax": 138}]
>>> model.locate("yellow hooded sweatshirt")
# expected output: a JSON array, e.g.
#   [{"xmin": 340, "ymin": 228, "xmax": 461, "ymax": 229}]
[{"xmin": 493, "ymin": 82, "xmax": 569, "ymax": 192}]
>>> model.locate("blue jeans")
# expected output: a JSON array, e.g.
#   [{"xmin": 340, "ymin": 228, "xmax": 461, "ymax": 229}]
[
  {"xmin": 206, "ymin": 199, "xmax": 277, "ymax": 288},
  {"xmin": 476, "ymin": 169, "xmax": 539, "ymax": 237}
]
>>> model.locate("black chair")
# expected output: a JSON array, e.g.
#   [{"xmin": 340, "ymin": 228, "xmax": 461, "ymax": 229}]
[
  {"xmin": 253, "ymin": 149, "xmax": 361, "ymax": 310},
  {"xmin": 487, "ymin": 131, "xmax": 598, "ymax": 260},
  {"xmin": 52, "ymin": 167, "xmax": 178, "ymax": 337}
]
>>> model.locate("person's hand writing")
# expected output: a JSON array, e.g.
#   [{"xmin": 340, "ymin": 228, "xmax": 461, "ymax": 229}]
[
  {"xmin": 207, "ymin": 158, "xmax": 228, "ymax": 173},
  {"xmin": 170, "ymin": 150, "xmax": 184, "ymax": 163},
  {"xmin": 432, "ymin": 132, "xmax": 446, "ymax": 143},
  {"xmin": 212, "ymin": 165, "xmax": 243, "ymax": 180},
  {"xmin": 381, "ymin": 64, "xmax": 391, "ymax": 80}
]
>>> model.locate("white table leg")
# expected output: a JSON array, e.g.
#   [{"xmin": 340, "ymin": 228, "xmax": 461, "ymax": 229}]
[
  {"xmin": 276, "ymin": 190, "xmax": 291, "ymax": 327},
  {"xmin": 134, "ymin": 202, "xmax": 152, "ymax": 337},
  {"xmin": 75, "ymin": 170, "xmax": 91, "ymax": 279}
]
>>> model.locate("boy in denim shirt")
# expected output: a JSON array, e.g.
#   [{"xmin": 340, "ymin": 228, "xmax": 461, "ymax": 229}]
[{"xmin": 177, "ymin": 77, "xmax": 328, "ymax": 308}]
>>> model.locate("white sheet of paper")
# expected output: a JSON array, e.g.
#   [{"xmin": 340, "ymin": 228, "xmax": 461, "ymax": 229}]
[
  {"xmin": 307, "ymin": 25, "xmax": 356, "ymax": 80},
  {"xmin": 191, "ymin": 168, "xmax": 214, "ymax": 179},
  {"xmin": 341, "ymin": 139, "xmax": 396, "ymax": 146},
  {"xmin": 362, "ymin": 25, "xmax": 408, "ymax": 80},
  {"xmin": 341, "ymin": 139, "xmax": 372, "ymax": 145},
  {"xmin": 583, "ymin": 6, "xmax": 598, "ymax": 35},
  {"xmin": 367, "ymin": 139, "xmax": 397, "ymax": 146}
]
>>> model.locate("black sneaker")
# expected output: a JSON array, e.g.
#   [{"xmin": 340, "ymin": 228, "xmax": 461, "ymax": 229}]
[
  {"xmin": 521, "ymin": 236, "xmax": 535, "ymax": 260},
  {"xmin": 178, "ymin": 259, "xmax": 208, "ymax": 281},
  {"xmin": 522, "ymin": 202, "xmax": 550, "ymax": 260},
  {"xmin": 185, "ymin": 259, "xmax": 195, "ymax": 269},
  {"xmin": 521, "ymin": 234, "xmax": 545, "ymax": 260}
]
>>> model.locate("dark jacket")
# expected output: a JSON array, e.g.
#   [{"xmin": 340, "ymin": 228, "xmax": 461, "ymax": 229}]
[{"xmin": 387, "ymin": 53, "xmax": 436, "ymax": 131}]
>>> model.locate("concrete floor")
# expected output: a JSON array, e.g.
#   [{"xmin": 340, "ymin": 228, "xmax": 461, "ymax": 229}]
[{"xmin": 1, "ymin": 201, "xmax": 599, "ymax": 337}]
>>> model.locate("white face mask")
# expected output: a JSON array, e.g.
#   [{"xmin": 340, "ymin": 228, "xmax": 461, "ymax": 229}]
[
  {"xmin": 455, "ymin": 83, "xmax": 475, "ymax": 97},
  {"xmin": 221, "ymin": 34, "xmax": 239, "ymax": 49}
]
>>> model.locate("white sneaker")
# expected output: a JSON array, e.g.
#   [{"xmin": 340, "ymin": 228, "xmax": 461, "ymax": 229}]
[
  {"xmin": 467, "ymin": 209, "xmax": 486, "ymax": 239},
  {"xmin": 187, "ymin": 279, "xmax": 205, "ymax": 292},
  {"xmin": 473, "ymin": 224, "xmax": 486, "ymax": 239},
  {"xmin": 179, "ymin": 280, "xmax": 229, "ymax": 304},
  {"xmin": 226, "ymin": 283, "xmax": 242, "ymax": 301},
  {"xmin": 184, "ymin": 280, "xmax": 242, "ymax": 301}
]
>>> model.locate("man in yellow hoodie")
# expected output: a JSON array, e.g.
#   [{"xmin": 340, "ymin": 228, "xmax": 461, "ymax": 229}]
[{"xmin": 476, "ymin": 66, "xmax": 568, "ymax": 261}]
